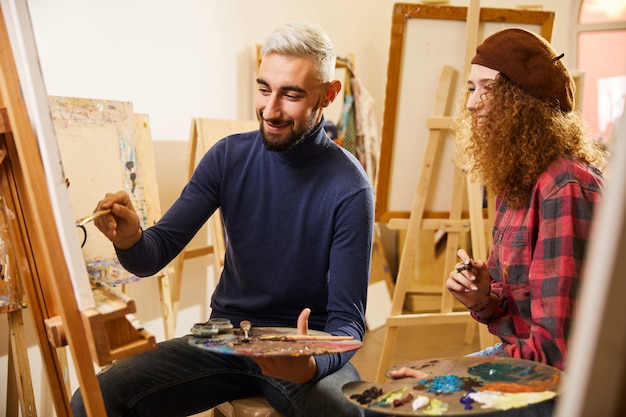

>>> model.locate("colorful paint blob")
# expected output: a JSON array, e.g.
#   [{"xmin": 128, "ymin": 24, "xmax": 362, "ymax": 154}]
[
  {"xmin": 469, "ymin": 361, "xmax": 537, "ymax": 382},
  {"xmin": 468, "ymin": 391, "xmax": 556, "ymax": 410},
  {"xmin": 423, "ymin": 398, "xmax": 449, "ymax": 415},
  {"xmin": 414, "ymin": 375, "xmax": 483, "ymax": 394},
  {"xmin": 369, "ymin": 387, "xmax": 408, "ymax": 408}
]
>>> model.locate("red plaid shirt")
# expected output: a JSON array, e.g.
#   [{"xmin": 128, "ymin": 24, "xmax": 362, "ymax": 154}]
[{"xmin": 474, "ymin": 156, "xmax": 604, "ymax": 370}]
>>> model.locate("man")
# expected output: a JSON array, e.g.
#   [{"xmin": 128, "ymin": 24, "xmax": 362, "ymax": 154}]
[{"xmin": 71, "ymin": 22, "xmax": 374, "ymax": 417}]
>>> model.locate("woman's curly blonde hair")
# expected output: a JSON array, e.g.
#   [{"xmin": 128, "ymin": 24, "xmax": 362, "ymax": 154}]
[{"xmin": 453, "ymin": 74, "xmax": 607, "ymax": 208}]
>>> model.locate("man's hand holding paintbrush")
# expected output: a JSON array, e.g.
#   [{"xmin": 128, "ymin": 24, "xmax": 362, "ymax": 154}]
[{"xmin": 93, "ymin": 190, "xmax": 143, "ymax": 250}]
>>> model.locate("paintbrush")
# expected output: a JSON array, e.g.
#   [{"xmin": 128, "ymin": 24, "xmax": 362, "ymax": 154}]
[
  {"xmin": 455, "ymin": 255, "xmax": 473, "ymax": 273},
  {"xmin": 240, "ymin": 320, "xmax": 252, "ymax": 343},
  {"xmin": 258, "ymin": 334, "xmax": 354, "ymax": 341},
  {"xmin": 76, "ymin": 209, "xmax": 112, "ymax": 227}
]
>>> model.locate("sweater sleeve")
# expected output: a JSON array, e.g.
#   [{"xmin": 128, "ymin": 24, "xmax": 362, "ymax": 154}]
[
  {"xmin": 116, "ymin": 144, "xmax": 222, "ymax": 276},
  {"xmin": 311, "ymin": 186, "xmax": 375, "ymax": 381}
]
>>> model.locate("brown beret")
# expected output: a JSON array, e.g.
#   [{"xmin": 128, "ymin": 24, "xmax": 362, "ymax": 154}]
[{"xmin": 471, "ymin": 28, "xmax": 575, "ymax": 112}]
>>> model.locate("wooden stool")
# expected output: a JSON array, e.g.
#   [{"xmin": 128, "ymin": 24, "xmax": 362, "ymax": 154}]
[{"xmin": 215, "ymin": 396, "xmax": 285, "ymax": 417}]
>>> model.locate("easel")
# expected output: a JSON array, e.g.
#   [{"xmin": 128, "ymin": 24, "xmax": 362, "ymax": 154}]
[
  {"xmin": 373, "ymin": 2, "xmax": 555, "ymax": 382},
  {"xmin": 132, "ymin": 113, "xmax": 176, "ymax": 341},
  {"xmin": 4, "ymin": 309, "xmax": 37, "ymax": 417},
  {"xmin": 0, "ymin": 2, "xmax": 156, "ymax": 416},
  {"xmin": 168, "ymin": 118, "xmax": 258, "ymax": 334},
  {"xmin": 374, "ymin": 62, "xmax": 480, "ymax": 382}
]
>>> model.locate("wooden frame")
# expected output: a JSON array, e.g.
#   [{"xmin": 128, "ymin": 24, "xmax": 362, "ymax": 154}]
[{"xmin": 374, "ymin": 3, "xmax": 555, "ymax": 222}]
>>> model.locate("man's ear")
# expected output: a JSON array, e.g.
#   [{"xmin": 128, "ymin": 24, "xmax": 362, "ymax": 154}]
[{"xmin": 322, "ymin": 80, "xmax": 342, "ymax": 107}]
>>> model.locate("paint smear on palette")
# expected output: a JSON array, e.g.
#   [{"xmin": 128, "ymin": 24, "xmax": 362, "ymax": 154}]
[
  {"xmin": 469, "ymin": 361, "xmax": 560, "ymax": 392},
  {"xmin": 189, "ymin": 328, "xmax": 362, "ymax": 357},
  {"xmin": 369, "ymin": 387, "xmax": 408, "ymax": 407},
  {"xmin": 468, "ymin": 391, "xmax": 556, "ymax": 410},
  {"xmin": 191, "ymin": 337, "xmax": 361, "ymax": 357},
  {"xmin": 423, "ymin": 398, "xmax": 449, "ymax": 415},
  {"xmin": 467, "ymin": 362, "xmax": 547, "ymax": 382},
  {"xmin": 414, "ymin": 375, "xmax": 483, "ymax": 394}
]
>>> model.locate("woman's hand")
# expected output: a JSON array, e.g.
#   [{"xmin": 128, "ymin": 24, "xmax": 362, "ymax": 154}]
[
  {"xmin": 387, "ymin": 367, "xmax": 427, "ymax": 380},
  {"xmin": 446, "ymin": 249, "xmax": 495, "ymax": 318}
]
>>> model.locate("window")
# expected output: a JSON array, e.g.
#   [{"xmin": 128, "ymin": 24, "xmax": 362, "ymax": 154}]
[{"xmin": 575, "ymin": 0, "xmax": 626, "ymax": 146}]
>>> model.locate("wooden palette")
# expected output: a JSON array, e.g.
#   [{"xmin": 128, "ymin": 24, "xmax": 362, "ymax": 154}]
[
  {"xmin": 343, "ymin": 356, "xmax": 563, "ymax": 415},
  {"xmin": 188, "ymin": 326, "xmax": 362, "ymax": 357}
]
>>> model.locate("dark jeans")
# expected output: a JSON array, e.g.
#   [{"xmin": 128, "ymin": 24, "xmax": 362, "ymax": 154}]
[{"xmin": 70, "ymin": 336, "xmax": 364, "ymax": 417}]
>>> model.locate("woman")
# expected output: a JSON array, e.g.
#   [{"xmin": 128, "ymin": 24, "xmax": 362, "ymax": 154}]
[{"xmin": 387, "ymin": 28, "xmax": 607, "ymax": 417}]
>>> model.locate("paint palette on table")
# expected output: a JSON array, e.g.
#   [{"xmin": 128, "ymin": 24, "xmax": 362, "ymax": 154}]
[
  {"xmin": 343, "ymin": 356, "xmax": 564, "ymax": 415},
  {"xmin": 188, "ymin": 325, "xmax": 362, "ymax": 357}
]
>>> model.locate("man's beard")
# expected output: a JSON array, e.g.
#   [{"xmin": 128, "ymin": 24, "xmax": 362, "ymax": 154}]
[{"xmin": 260, "ymin": 112, "xmax": 318, "ymax": 153}]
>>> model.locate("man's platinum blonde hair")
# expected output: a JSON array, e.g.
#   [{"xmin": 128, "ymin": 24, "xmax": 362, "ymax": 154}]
[{"xmin": 261, "ymin": 22, "xmax": 336, "ymax": 83}]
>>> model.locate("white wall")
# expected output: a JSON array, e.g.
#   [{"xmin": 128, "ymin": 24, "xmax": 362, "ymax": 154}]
[
  {"xmin": 25, "ymin": 0, "xmax": 576, "ymax": 143},
  {"xmin": 0, "ymin": 1, "xmax": 576, "ymax": 415}
]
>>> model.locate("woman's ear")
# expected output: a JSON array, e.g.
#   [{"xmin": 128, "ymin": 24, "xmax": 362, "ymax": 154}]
[{"xmin": 322, "ymin": 80, "xmax": 342, "ymax": 107}]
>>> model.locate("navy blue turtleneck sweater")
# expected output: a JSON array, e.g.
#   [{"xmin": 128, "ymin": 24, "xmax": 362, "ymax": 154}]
[{"xmin": 116, "ymin": 119, "xmax": 374, "ymax": 380}]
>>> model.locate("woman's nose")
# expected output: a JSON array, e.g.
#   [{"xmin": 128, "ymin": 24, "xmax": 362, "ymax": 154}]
[{"xmin": 466, "ymin": 92, "xmax": 478, "ymax": 111}]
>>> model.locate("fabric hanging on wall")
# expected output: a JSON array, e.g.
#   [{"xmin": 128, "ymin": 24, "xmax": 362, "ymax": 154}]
[
  {"xmin": 351, "ymin": 75, "xmax": 379, "ymax": 184},
  {"xmin": 339, "ymin": 94, "xmax": 358, "ymax": 156},
  {"xmin": 336, "ymin": 63, "xmax": 380, "ymax": 185}
]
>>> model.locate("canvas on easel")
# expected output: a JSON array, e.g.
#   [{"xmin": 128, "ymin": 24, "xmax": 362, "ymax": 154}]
[
  {"xmin": 375, "ymin": 3, "xmax": 555, "ymax": 221},
  {"xmin": 378, "ymin": 3, "xmax": 554, "ymax": 300}
]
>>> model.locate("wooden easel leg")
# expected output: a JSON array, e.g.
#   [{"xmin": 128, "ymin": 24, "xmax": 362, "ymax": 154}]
[
  {"xmin": 7, "ymin": 309, "xmax": 38, "ymax": 417},
  {"xmin": 375, "ymin": 325, "xmax": 399, "ymax": 383},
  {"xmin": 375, "ymin": 65, "xmax": 458, "ymax": 383},
  {"xmin": 464, "ymin": 321, "xmax": 477, "ymax": 344},
  {"xmin": 56, "ymin": 347, "xmax": 72, "ymax": 399},
  {"xmin": 170, "ymin": 255, "xmax": 185, "ymax": 334},
  {"xmin": 6, "ymin": 337, "xmax": 19, "ymax": 417},
  {"xmin": 158, "ymin": 269, "xmax": 176, "ymax": 339},
  {"xmin": 479, "ymin": 322, "xmax": 498, "ymax": 348}
]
